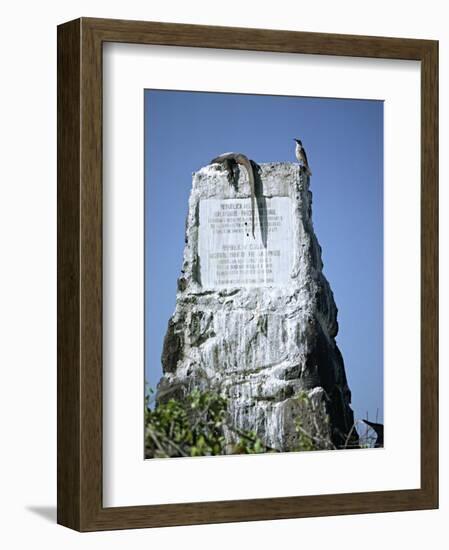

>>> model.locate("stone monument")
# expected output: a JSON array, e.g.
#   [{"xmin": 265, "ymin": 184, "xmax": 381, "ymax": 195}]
[{"xmin": 156, "ymin": 160, "xmax": 357, "ymax": 451}]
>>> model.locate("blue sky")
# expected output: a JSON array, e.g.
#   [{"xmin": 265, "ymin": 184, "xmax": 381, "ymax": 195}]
[{"xmin": 144, "ymin": 89, "xmax": 384, "ymax": 426}]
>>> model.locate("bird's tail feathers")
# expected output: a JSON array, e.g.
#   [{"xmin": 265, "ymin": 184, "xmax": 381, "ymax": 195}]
[{"xmin": 303, "ymin": 166, "xmax": 312, "ymax": 176}]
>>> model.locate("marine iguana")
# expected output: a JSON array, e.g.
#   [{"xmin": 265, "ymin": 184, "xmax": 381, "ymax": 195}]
[
  {"xmin": 210, "ymin": 152, "xmax": 258, "ymax": 238},
  {"xmin": 362, "ymin": 419, "xmax": 384, "ymax": 448}
]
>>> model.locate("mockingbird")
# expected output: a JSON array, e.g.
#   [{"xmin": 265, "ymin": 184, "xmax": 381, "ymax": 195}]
[{"xmin": 294, "ymin": 138, "xmax": 312, "ymax": 176}]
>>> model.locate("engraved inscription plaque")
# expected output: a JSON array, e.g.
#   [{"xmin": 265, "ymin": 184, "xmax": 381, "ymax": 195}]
[{"xmin": 198, "ymin": 197, "xmax": 294, "ymax": 289}]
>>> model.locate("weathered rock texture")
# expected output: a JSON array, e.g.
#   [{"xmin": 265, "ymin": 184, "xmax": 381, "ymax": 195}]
[{"xmin": 156, "ymin": 162, "xmax": 357, "ymax": 451}]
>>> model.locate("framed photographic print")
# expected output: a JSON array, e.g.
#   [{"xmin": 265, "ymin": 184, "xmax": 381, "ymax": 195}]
[{"xmin": 57, "ymin": 17, "xmax": 438, "ymax": 531}]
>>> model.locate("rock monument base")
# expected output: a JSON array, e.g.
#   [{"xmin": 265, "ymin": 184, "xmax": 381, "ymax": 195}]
[{"xmin": 156, "ymin": 161, "xmax": 357, "ymax": 451}]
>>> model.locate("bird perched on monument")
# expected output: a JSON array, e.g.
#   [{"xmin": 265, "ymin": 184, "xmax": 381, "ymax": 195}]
[{"xmin": 294, "ymin": 138, "xmax": 312, "ymax": 176}]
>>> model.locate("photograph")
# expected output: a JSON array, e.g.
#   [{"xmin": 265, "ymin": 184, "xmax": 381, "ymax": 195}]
[
  {"xmin": 144, "ymin": 89, "xmax": 384, "ymax": 459},
  {"xmin": 53, "ymin": 13, "xmax": 438, "ymax": 534}
]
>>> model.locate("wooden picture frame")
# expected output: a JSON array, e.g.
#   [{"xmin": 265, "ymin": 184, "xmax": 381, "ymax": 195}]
[{"xmin": 57, "ymin": 17, "xmax": 438, "ymax": 531}]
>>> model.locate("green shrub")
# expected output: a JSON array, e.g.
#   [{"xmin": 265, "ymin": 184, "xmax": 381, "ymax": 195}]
[
  {"xmin": 145, "ymin": 387, "xmax": 269, "ymax": 458},
  {"xmin": 145, "ymin": 387, "xmax": 362, "ymax": 458}
]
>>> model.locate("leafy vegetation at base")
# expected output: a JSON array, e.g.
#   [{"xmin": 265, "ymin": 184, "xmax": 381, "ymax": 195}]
[
  {"xmin": 145, "ymin": 388, "xmax": 270, "ymax": 458},
  {"xmin": 145, "ymin": 387, "xmax": 369, "ymax": 458}
]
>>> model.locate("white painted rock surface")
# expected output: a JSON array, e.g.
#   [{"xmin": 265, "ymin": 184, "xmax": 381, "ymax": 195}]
[{"xmin": 156, "ymin": 161, "xmax": 357, "ymax": 451}]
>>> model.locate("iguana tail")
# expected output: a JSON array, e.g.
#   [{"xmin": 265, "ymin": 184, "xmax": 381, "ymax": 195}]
[
  {"xmin": 236, "ymin": 156, "xmax": 256, "ymax": 238},
  {"xmin": 210, "ymin": 152, "xmax": 256, "ymax": 237}
]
